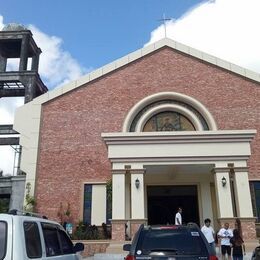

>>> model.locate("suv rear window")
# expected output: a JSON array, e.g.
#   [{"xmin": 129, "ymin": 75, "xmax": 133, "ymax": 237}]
[
  {"xmin": 136, "ymin": 227, "xmax": 208, "ymax": 256},
  {"xmin": 41, "ymin": 223, "xmax": 74, "ymax": 256},
  {"xmin": 0, "ymin": 221, "xmax": 7, "ymax": 260},
  {"xmin": 41, "ymin": 223, "xmax": 62, "ymax": 256}
]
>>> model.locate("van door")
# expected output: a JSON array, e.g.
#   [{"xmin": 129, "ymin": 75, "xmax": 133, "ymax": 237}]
[{"xmin": 0, "ymin": 214, "xmax": 12, "ymax": 260}]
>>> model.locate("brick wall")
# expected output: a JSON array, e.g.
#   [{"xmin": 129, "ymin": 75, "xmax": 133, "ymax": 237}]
[
  {"xmin": 218, "ymin": 218, "xmax": 257, "ymax": 240},
  {"xmin": 75, "ymin": 241, "xmax": 109, "ymax": 257},
  {"xmin": 35, "ymin": 47, "xmax": 260, "ymax": 223},
  {"xmin": 111, "ymin": 222, "xmax": 126, "ymax": 241}
]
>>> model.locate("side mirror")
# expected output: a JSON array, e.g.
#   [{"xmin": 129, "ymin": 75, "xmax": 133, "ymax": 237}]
[
  {"xmin": 73, "ymin": 242, "xmax": 85, "ymax": 253},
  {"xmin": 123, "ymin": 244, "xmax": 131, "ymax": 251}
]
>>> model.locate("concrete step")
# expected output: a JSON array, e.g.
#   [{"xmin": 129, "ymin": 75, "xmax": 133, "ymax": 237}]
[
  {"xmin": 93, "ymin": 253, "xmax": 125, "ymax": 259},
  {"xmin": 244, "ymin": 239, "xmax": 259, "ymax": 252},
  {"xmin": 105, "ymin": 241, "xmax": 127, "ymax": 254}
]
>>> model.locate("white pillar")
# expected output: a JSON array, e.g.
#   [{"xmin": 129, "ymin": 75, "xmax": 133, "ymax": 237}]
[
  {"xmin": 200, "ymin": 182, "xmax": 213, "ymax": 225},
  {"xmin": 233, "ymin": 168, "xmax": 253, "ymax": 217},
  {"xmin": 131, "ymin": 170, "xmax": 145, "ymax": 219},
  {"xmin": 112, "ymin": 171, "xmax": 125, "ymax": 219},
  {"xmin": 214, "ymin": 168, "xmax": 234, "ymax": 218}
]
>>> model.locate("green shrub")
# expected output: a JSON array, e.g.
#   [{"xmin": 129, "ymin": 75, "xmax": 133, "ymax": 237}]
[{"xmin": 72, "ymin": 221, "xmax": 111, "ymax": 240}]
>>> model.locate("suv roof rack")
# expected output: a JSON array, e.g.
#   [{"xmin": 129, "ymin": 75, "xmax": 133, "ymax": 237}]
[{"xmin": 8, "ymin": 209, "xmax": 48, "ymax": 219}]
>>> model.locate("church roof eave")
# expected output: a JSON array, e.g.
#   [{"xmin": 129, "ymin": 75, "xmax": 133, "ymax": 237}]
[{"xmin": 30, "ymin": 37, "xmax": 260, "ymax": 106}]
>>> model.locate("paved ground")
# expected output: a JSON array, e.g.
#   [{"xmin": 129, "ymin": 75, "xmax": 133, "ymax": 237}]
[
  {"xmin": 83, "ymin": 254, "xmax": 125, "ymax": 259},
  {"xmin": 82, "ymin": 250, "xmax": 254, "ymax": 260}
]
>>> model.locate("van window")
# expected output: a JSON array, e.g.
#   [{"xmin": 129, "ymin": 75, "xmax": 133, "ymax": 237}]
[
  {"xmin": 58, "ymin": 229, "xmax": 74, "ymax": 254},
  {"xmin": 41, "ymin": 223, "xmax": 61, "ymax": 256},
  {"xmin": 24, "ymin": 222, "xmax": 42, "ymax": 258},
  {"xmin": 0, "ymin": 221, "xmax": 7, "ymax": 260}
]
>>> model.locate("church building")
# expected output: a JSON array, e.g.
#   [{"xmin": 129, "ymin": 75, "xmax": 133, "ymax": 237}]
[{"xmin": 14, "ymin": 38, "xmax": 259, "ymax": 242}]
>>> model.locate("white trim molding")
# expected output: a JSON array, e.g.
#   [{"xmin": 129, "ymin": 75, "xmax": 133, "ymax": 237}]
[
  {"xmin": 102, "ymin": 130, "xmax": 256, "ymax": 163},
  {"xmin": 122, "ymin": 92, "xmax": 217, "ymax": 132}
]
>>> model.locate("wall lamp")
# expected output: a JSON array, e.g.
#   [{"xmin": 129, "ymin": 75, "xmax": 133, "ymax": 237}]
[
  {"xmin": 221, "ymin": 176, "xmax": 227, "ymax": 187},
  {"xmin": 135, "ymin": 178, "xmax": 140, "ymax": 189}
]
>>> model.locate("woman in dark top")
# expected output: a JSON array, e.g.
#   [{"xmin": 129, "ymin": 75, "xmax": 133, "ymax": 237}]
[{"xmin": 230, "ymin": 229, "xmax": 245, "ymax": 260}]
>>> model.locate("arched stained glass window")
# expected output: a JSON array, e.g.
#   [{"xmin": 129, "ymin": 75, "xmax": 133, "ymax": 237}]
[{"xmin": 143, "ymin": 111, "xmax": 195, "ymax": 132}]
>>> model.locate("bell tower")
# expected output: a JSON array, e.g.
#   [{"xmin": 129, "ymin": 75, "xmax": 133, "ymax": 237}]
[
  {"xmin": 0, "ymin": 23, "xmax": 48, "ymax": 174},
  {"xmin": 0, "ymin": 23, "xmax": 48, "ymax": 103}
]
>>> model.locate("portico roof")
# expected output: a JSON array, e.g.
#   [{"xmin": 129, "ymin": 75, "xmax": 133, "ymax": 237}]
[{"xmin": 102, "ymin": 130, "xmax": 256, "ymax": 163}]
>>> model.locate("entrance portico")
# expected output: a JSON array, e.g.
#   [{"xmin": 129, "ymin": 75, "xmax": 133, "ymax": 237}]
[{"xmin": 102, "ymin": 130, "xmax": 256, "ymax": 241}]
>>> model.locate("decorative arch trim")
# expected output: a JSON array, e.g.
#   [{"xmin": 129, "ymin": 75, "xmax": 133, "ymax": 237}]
[{"xmin": 122, "ymin": 92, "xmax": 217, "ymax": 132}]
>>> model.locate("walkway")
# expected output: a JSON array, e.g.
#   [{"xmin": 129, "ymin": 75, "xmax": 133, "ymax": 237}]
[{"xmin": 83, "ymin": 250, "xmax": 253, "ymax": 260}]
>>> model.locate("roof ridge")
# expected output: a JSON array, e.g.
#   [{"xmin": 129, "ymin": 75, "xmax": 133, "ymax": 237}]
[{"xmin": 33, "ymin": 37, "xmax": 260, "ymax": 105}]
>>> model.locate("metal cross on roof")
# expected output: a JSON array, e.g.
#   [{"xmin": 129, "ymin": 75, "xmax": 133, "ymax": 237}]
[{"xmin": 158, "ymin": 14, "xmax": 172, "ymax": 38}]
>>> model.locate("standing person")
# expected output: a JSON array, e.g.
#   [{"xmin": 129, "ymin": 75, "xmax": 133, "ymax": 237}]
[
  {"xmin": 218, "ymin": 223, "xmax": 233, "ymax": 260},
  {"xmin": 175, "ymin": 207, "xmax": 182, "ymax": 225},
  {"xmin": 235, "ymin": 218, "xmax": 242, "ymax": 238},
  {"xmin": 201, "ymin": 218, "xmax": 216, "ymax": 255},
  {"xmin": 230, "ymin": 229, "xmax": 245, "ymax": 260}
]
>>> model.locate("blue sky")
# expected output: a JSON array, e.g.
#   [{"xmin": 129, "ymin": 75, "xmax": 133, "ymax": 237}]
[
  {"xmin": 1, "ymin": 0, "xmax": 203, "ymax": 70},
  {"xmin": 1, "ymin": 0, "xmax": 260, "ymax": 174}
]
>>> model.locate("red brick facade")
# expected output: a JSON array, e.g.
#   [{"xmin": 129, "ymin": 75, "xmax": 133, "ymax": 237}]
[
  {"xmin": 35, "ymin": 47, "xmax": 260, "ymax": 226},
  {"xmin": 76, "ymin": 241, "xmax": 109, "ymax": 257}
]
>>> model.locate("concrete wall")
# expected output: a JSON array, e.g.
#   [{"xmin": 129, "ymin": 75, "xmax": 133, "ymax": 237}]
[{"xmin": 0, "ymin": 175, "xmax": 25, "ymax": 211}]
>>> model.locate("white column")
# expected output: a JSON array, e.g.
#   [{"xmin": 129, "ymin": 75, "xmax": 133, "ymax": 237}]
[
  {"xmin": 131, "ymin": 170, "xmax": 145, "ymax": 219},
  {"xmin": 214, "ymin": 168, "xmax": 234, "ymax": 217},
  {"xmin": 233, "ymin": 168, "xmax": 253, "ymax": 217},
  {"xmin": 200, "ymin": 182, "xmax": 213, "ymax": 224},
  {"xmin": 112, "ymin": 172, "xmax": 125, "ymax": 219}
]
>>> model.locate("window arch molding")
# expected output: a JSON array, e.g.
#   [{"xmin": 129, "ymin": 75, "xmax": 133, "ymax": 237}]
[
  {"xmin": 122, "ymin": 92, "xmax": 217, "ymax": 132},
  {"xmin": 135, "ymin": 104, "xmax": 203, "ymax": 132}
]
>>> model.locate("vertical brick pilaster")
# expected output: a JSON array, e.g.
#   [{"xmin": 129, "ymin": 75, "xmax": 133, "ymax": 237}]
[
  {"xmin": 130, "ymin": 219, "xmax": 147, "ymax": 239},
  {"xmin": 111, "ymin": 220, "xmax": 126, "ymax": 241}
]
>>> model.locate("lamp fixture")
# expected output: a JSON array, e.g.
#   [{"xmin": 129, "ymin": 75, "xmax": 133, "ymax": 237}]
[
  {"xmin": 135, "ymin": 178, "xmax": 140, "ymax": 189},
  {"xmin": 221, "ymin": 176, "xmax": 227, "ymax": 187}
]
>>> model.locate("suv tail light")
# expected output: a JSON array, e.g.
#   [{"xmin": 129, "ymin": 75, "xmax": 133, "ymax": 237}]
[
  {"xmin": 209, "ymin": 256, "xmax": 218, "ymax": 260},
  {"xmin": 125, "ymin": 255, "xmax": 135, "ymax": 260}
]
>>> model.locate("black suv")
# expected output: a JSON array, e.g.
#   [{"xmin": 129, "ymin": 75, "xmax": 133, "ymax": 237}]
[{"xmin": 123, "ymin": 223, "xmax": 218, "ymax": 260}]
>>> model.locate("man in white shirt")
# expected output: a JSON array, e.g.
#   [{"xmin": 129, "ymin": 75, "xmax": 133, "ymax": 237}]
[
  {"xmin": 217, "ymin": 222, "xmax": 233, "ymax": 260},
  {"xmin": 201, "ymin": 218, "xmax": 216, "ymax": 255},
  {"xmin": 175, "ymin": 207, "xmax": 182, "ymax": 225}
]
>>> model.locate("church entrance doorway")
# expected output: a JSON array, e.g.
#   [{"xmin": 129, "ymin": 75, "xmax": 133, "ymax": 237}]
[{"xmin": 147, "ymin": 185, "xmax": 199, "ymax": 225}]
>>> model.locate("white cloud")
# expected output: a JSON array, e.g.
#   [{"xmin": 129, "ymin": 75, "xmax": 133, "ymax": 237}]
[
  {"xmin": 28, "ymin": 25, "xmax": 89, "ymax": 88},
  {"xmin": 146, "ymin": 0, "xmax": 260, "ymax": 73},
  {"xmin": 0, "ymin": 16, "xmax": 88, "ymax": 174},
  {"xmin": 0, "ymin": 146, "xmax": 17, "ymax": 176},
  {"xmin": 0, "ymin": 16, "xmax": 3, "ymax": 30},
  {"xmin": 0, "ymin": 98, "xmax": 24, "ymax": 124},
  {"xmin": 0, "ymin": 98, "xmax": 23, "ymax": 175}
]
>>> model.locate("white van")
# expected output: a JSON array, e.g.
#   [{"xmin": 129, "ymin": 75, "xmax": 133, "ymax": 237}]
[{"xmin": 0, "ymin": 211, "xmax": 84, "ymax": 260}]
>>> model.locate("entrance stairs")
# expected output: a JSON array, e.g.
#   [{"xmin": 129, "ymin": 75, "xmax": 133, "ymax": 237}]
[
  {"xmin": 106, "ymin": 241, "xmax": 127, "ymax": 254},
  {"xmin": 91, "ymin": 241, "xmax": 127, "ymax": 259}
]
